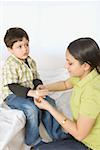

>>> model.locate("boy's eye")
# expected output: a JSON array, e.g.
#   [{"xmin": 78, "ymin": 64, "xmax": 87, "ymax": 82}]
[{"xmin": 19, "ymin": 45, "xmax": 22, "ymax": 48}]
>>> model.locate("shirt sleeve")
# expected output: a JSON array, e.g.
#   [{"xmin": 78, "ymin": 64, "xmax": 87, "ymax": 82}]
[
  {"xmin": 8, "ymin": 83, "xmax": 31, "ymax": 98},
  {"xmin": 33, "ymin": 79, "xmax": 43, "ymax": 89},
  {"xmin": 79, "ymin": 85, "xmax": 100, "ymax": 119}
]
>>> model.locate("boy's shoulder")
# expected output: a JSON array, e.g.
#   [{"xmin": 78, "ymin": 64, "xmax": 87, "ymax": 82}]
[
  {"xmin": 4, "ymin": 55, "xmax": 21, "ymax": 68},
  {"xmin": 5, "ymin": 55, "xmax": 19, "ymax": 64},
  {"xmin": 4, "ymin": 55, "xmax": 37, "ymax": 67},
  {"xmin": 27, "ymin": 56, "xmax": 36, "ymax": 65}
]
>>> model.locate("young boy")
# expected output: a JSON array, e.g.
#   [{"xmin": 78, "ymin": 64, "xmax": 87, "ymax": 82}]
[{"xmin": 2, "ymin": 27, "xmax": 67, "ymax": 149}]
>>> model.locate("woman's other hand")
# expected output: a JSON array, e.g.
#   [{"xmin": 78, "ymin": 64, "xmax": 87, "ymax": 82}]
[{"xmin": 34, "ymin": 97, "xmax": 51, "ymax": 110}]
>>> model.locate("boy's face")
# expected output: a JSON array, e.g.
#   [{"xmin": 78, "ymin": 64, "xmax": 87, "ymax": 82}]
[{"xmin": 9, "ymin": 37, "xmax": 29, "ymax": 60}]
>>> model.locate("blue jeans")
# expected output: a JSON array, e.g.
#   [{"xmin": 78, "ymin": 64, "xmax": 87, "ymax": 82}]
[
  {"xmin": 5, "ymin": 94, "xmax": 67, "ymax": 146},
  {"xmin": 37, "ymin": 134, "xmax": 91, "ymax": 150}
]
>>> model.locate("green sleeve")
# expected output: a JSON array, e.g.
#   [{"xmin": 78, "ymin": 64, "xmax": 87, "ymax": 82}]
[{"xmin": 79, "ymin": 85, "xmax": 100, "ymax": 118}]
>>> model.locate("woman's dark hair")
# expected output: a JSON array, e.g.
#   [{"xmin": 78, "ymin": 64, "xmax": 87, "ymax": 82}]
[
  {"xmin": 4, "ymin": 27, "xmax": 29, "ymax": 48},
  {"xmin": 67, "ymin": 37, "xmax": 100, "ymax": 74}
]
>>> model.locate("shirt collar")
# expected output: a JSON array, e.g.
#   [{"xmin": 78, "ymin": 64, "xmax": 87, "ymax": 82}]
[
  {"xmin": 76, "ymin": 69, "xmax": 99, "ymax": 87},
  {"xmin": 11, "ymin": 54, "xmax": 28, "ymax": 65}
]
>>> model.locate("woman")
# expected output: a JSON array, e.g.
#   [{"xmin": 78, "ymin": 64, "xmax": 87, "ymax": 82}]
[{"xmin": 34, "ymin": 37, "xmax": 100, "ymax": 150}]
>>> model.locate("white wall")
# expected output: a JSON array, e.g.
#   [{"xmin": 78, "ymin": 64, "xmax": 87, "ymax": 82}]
[{"xmin": 1, "ymin": 0, "xmax": 100, "ymax": 71}]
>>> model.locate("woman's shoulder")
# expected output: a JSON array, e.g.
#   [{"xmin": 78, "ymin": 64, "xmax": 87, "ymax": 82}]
[
  {"xmin": 93, "ymin": 75, "xmax": 100, "ymax": 92},
  {"xmin": 70, "ymin": 76, "xmax": 80, "ymax": 84},
  {"xmin": 84, "ymin": 75, "xmax": 100, "ymax": 103}
]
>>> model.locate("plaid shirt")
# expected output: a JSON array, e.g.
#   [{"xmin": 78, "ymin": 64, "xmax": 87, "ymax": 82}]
[{"xmin": 2, "ymin": 55, "xmax": 39, "ymax": 100}]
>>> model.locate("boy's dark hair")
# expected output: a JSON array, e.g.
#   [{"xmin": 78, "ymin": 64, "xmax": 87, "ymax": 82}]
[
  {"xmin": 67, "ymin": 37, "xmax": 100, "ymax": 74},
  {"xmin": 4, "ymin": 27, "xmax": 29, "ymax": 48}
]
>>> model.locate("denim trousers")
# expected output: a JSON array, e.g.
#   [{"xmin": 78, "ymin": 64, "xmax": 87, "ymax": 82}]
[
  {"xmin": 5, "ymin": 94, "xmax": 67, "ymax": 146},
  {"xmin": 37, "ymin": 134, "xmax": 92, "ymax": 150}
]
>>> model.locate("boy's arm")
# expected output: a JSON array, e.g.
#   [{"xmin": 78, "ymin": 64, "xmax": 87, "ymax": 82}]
[
  {"xmin": 33, "ymin": 79, "xmax": 43, "ymax": 89},
  {"xmin": 8, "ymin": 78, "xmax": 43, "ymax": 97},
  {"xmin": 8, "ymin": 83, "xmax": 48, "ymax": 99},
  {"xmin": 8, "ymin": 83, "xmax": 31, "ymax": 98}
]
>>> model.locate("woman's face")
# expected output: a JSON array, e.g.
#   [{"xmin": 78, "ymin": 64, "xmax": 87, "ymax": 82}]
[{"xmin": 65, "ymin": 49, "xmax": 88, "ymax": 79}]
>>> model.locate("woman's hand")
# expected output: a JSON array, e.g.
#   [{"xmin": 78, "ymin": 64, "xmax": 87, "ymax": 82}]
[
  {"xmin": 36, "ymin": 84, "xmax": 47, "ymax": 90},
  {"xmin": 34, "ymin": 97, "xmax": 51, "ymax": 110},
  {"xmin": 35, "ymin": 89, "xmax": 48, "ymax": 98},
  {"xmin": 27, "ymin": 89, "xmax": 48, "ymax": 99}
]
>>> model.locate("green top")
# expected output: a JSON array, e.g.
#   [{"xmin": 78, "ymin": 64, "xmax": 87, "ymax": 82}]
[
  {"xmin": 70, "ymin": 69, "xmax": 100, "ymax": 150},
  {"xmin": 2, "ymin": 55, "xmax": 39, "ymax": 100}
]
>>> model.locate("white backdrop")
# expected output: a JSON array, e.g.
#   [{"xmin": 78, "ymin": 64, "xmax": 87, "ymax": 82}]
[
  {"xmin": 0, "ymin": 0, "xmax": 100, "ymax": 71},
  {"xmin": 0, "ymin": 2, "xmax": 100, "ymax": 148}
]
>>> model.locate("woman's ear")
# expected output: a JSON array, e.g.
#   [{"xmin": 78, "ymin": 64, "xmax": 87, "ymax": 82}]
[{"xmin": 84, "ymin": 62, "xmax": 91, "ymax": 71}]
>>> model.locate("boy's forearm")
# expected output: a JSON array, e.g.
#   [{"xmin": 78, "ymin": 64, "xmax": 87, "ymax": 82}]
[{"xmin": 8, "ymin": 83, "xmax": 30, "ymax": 98}]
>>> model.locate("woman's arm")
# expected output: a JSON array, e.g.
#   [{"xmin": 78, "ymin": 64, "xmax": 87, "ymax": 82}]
[
  {"xmin": 46, "ymin": 78, "xmax": 73, "ymax": 91},
  {"xmin": 48, "ymin": 105, "xmax": 95, "ymax": 141},
  {"xmin": 34, "ymin": 98, "xmax": 95, "ymax": 141}
]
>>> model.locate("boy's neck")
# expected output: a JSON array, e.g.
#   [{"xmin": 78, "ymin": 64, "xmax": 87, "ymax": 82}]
[{"xmin": 11, "ymin": 54, "xmax": 27, "ymax": 63}]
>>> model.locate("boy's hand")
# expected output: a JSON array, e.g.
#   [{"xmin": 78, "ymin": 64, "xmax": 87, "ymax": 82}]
[{"xmin": 34, "ymin": 89, "xmax": 48, "ymax": 99}]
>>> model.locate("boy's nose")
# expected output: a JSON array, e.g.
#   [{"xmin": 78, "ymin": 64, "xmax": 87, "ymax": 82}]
[{"xmin": 23, "ymin": 46, "xmax": 28, "ymax": 51}]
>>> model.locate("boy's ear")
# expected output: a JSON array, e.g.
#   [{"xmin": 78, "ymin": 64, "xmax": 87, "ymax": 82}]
[{"xmin": 8, "ymin": 47, "xmax": 13, "ymax": 53}]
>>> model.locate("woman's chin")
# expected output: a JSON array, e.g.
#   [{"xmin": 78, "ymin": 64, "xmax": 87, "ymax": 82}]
[{"xmin": 69, "ymin": 73, "xmax": 75, "ymax": 77}]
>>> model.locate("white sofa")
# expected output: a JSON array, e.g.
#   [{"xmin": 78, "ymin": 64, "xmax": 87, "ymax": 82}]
[{"xmin": 0, "ymin": 68, "xmax": 72, "ymax": 150}]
